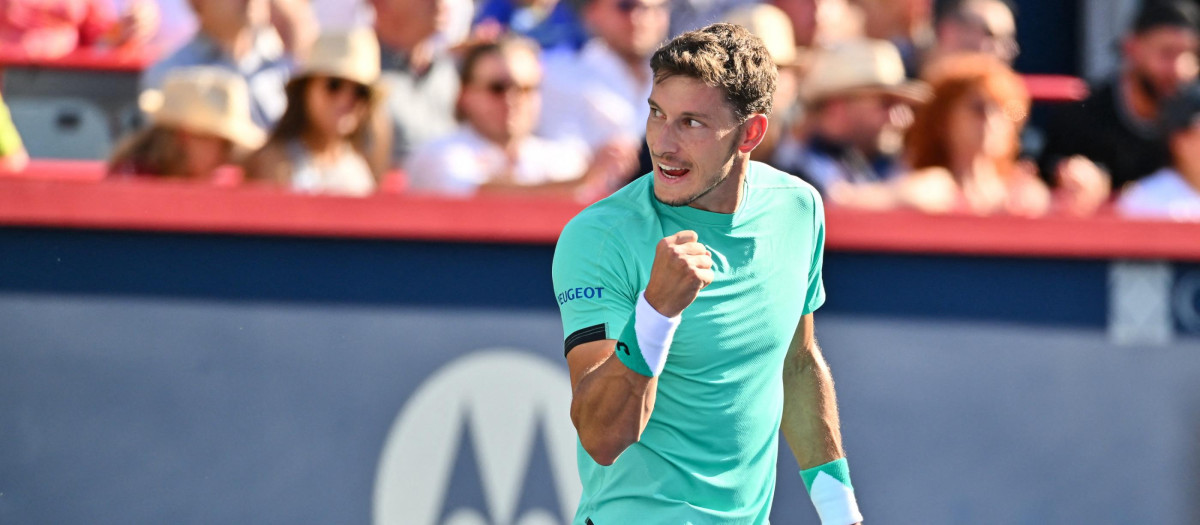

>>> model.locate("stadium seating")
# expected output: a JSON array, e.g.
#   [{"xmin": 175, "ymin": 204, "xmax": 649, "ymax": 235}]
[{"xmin": 7, "ymin": 98, "xmax": 112, "ymax": 160}]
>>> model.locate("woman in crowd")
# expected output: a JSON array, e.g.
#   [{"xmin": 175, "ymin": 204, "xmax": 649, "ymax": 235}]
[
  {"xmin": 894, "ymin": 53, "xmax": 1052, "ymax": 215},
  {"xmin": 244, "ymin": 29, "xmax": 385, "ymax": 196},
  {"xmin": 108, "ymin": 66, "xmax": 264, "ymax": 182}
]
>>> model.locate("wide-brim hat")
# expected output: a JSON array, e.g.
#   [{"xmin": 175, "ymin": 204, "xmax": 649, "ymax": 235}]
[
  {"xmin": 801, "ymin": 39, "xmax": 931, "ymax": 105},
  {"xmin": 289, "ymin": 28, "xmax": 383, "ymax": 98},
  {"xmin": 722, "ymin": 4, "xmax": 804, "ymax": 67},
  {"xmin": 139, "ymin": 66, "xmax": 266, "ymax": 150}
]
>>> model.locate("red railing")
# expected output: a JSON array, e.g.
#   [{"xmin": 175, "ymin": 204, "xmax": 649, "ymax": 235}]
[
  {"xmin": 0, "ymin": 46, "xmax": 160, "ymax": 73},
  {"xmin": 2, "ymin": 160, "xmax": 1198, "ymax": 261}
]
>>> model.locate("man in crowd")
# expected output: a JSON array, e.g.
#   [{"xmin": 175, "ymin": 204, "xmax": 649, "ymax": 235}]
[
  {"xmin": 1042, "ymin": 0, "xmax": 1200, "ymax": 191},
  {"xmin": 1118, "ymin": 82, "xmax": 1200, "ymax": 219},
  {"xmin": 538, "ymin": 0, "xmax": 670, "ymax": 171},
  {"xmin": 773, "ymin": 39, "xmax": 929, "ymax": 197},
  {"xmin": 406, "ymin": 38, "xmax": 632, "ymax": 198},
  {"xmin": 928, "ymin": 0, "xmax": 1019, "ymax": 66},
  {"xmin": 372, "ymin": 0, "xmax": 460, "ymax": 167},
  {"xmin": 142, "ymin": 0, "xmax": 298, "ymax": 130},
  {"xmin": 853, "ymin": 0, "xmax": 934, "ymax": 77}
]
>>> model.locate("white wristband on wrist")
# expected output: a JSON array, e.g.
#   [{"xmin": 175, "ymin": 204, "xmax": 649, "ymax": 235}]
[{"xmin": 634, "ymin": 291, "xmax": 681, "ymax": 376}]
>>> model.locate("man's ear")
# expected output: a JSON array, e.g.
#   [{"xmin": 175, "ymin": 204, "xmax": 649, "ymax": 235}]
[{"xmin": 737, "ymin": 114, "xmax": 769, "ymax": 154}]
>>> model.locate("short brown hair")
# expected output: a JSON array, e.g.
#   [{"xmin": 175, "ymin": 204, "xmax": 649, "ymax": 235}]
[{"xmin": 650, "ymin": 23, "xmax": 777, "ymax": 122}]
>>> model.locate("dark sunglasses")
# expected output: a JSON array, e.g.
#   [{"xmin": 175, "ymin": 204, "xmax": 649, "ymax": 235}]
[
  {"xmin": 323, "ymin": 77, "xmax": 371, "ymax": 101},
  {"xmin": 479, "ymin": 80, "xmax": 539, "ymax": 97}
]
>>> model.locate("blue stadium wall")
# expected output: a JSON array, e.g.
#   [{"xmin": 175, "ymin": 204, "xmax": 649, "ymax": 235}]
[{"xmin": 2, "ymin": 226, "xmax": 1200, "ymax": 524}]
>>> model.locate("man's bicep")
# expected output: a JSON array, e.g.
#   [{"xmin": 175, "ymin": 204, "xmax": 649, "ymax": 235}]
[
  {"xmin": 566, "ymin": 339, "xmax": 616, "ymax": 390},
  {"xmin": 552, "ymin": 220, "xmax": 635, "ymax": 355}
]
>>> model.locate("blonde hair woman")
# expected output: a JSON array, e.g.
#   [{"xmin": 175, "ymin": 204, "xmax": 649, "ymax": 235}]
[
  {"xmin": 108, "ymin": 66, "xmax": 265, "ymax": 181},
  {"xmin": 244, "ymin": 29, "xmax": 386, "ymax": 196}
]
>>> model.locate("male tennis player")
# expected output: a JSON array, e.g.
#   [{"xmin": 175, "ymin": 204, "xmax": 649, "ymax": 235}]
[{"xmin": 552, "ymin": 23, "xmax": 862, "ymax": 525}]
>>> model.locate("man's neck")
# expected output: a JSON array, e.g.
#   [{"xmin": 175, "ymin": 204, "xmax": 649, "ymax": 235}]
[{"xmin": 1120, "ymin": 70, "xmax": 1160, "ymax": 122}]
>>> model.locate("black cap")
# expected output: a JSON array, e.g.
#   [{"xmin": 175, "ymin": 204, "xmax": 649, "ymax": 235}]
[
  {"xmin": 1132, "ymin": 0, "xmax": 1200, "ymax": 35},
  {"xmin": 1161, "ymin": 82, "xmax": 1200, "ymax": 135}
]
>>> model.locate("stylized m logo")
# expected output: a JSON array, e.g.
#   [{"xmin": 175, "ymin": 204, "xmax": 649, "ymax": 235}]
[{"xmin": 373, "ymin": 349, "xmax": 581, "ymax": 525}]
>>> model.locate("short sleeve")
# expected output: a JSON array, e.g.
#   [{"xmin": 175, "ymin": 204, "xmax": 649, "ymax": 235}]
[
  {"xmin": 803, "ymin": 188, "xmax": 826, "ymax": 315},
  {"xmin": 552, "ymin": 215, "xmax": 636, "ymax": 356}
]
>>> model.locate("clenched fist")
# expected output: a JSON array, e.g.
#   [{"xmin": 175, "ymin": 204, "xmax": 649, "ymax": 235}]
[{"xmin": 643, "ymin": 230, "xmax": 714, "ymax": 318}]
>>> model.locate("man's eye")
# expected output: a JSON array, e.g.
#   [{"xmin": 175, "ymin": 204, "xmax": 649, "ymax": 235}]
[
  {"xmin": 651, "ymin": 108, "xmax": 664, "ymax": 118},
  {"xmin": 685, "ymin": 119, "xmax": 703, "ymax": 128}
]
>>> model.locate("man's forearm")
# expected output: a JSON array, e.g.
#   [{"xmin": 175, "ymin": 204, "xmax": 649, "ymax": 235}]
[
  {"xmin": 570, "ymin": 354, "xmax": 658, "ymax": 465},
  {"xmin": 781, "ymin": 340, "xmax": 845, "ymax": 468}
]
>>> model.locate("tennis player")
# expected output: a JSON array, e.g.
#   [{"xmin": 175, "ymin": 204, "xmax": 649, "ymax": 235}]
[{"xmin": 552, "ymin": 23, "xmax": 862, "ymax": 524}]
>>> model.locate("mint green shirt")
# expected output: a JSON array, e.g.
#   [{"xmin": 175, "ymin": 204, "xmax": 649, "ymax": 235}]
[{"xmin": 552, "ymin": 161, "xmax": 826, "ymax": 524}]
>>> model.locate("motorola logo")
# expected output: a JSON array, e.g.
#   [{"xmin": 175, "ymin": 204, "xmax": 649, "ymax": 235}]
[{"xmin": 373, "ymin": 349, "xmax": 581, "ymax": 525}]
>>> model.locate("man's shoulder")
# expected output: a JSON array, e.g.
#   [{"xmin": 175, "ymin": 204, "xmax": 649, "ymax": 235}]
[
  {"xmin": 748, "ymin": 162, "xmax": 822, "ymax": 204},
  {"xmin": 559, "ymin": 175, "xmax": 657, "ymax": 245}
]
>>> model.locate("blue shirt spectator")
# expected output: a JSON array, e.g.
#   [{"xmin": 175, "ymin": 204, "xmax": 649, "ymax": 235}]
[
  {"xmin": 141, "ymin": 0, "xmax": 294, "ymax": 130},
  {"xmin": 475, "ymin": 0, "xmax": 588, "ymax": 51}
]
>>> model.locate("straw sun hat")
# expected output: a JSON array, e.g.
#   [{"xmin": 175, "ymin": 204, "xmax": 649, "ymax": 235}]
[
  {"xmin": 288, "ymin": 29, "xmax": 382, "ymax": 98},
  {"xmin": 138, "ymin": 66, "xmax": 266, "ymax": 150},
  {"xmin": 800, "ymin": 39, "xmax": 932, "ymax": 105}
]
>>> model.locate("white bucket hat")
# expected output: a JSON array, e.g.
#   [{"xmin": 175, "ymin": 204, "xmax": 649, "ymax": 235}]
[
  {"xmin": 138, "ymin": 66, "xmax": 266, "ymax": 150},
  {"xmin": 801, "ymin": 39, "xmax": 931, "ymax": 105},
  {"xmin": 291, "ymin": 29, "xmax": 382, "ymax": 95}
]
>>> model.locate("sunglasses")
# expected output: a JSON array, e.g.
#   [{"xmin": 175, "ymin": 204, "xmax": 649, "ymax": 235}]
[
  {"xmin": 478, "ymin": 79, "xmax": 540, "ymax": 97},
  {"xmin": 323, "ymin": 77, "xmax": 371, "ymax": 101}
]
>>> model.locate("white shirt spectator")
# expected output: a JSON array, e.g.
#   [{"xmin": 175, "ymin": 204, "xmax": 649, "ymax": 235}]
[
  {"xmin": 406, "ymin": 127, "xmax": 590, "ymax": 196},
  {"xmin": 1118, "ymin": 168, "xmax": 1200, "ymax": 220},
  {"xmin": 538, "ymin": 39, "xmax": 652, "ymax": 150},
  {"xmin": 311, "ymin": 0, "xmax": 375, "ymax": 31}
]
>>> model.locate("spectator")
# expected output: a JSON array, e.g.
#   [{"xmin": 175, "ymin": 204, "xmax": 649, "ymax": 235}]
[
  {"xmin": 1118, "ymin": 82, "xmax": 1200, "ymax": 220},
  {"xmin": 474, "ymin": 0, "xmax": 588, "ymax": 51},
  {"xmin": 142, "ymin": 0, "xmax": 295, "ymax": 130},
  {"xmin": 407, "ymin": 38, "xmax": 630, "ymax": 199},
  {"xmin": 373, "ymin": 0, "xmax": 459, "ymax": 167},
  {"xmin": 244, "ymin": 29, "xmax": 383, "ymax": 196},
  {"xmin": 0, "ymin": 93, "xmax": 28, "ymax": 173},
  {"xmin": 773, "ymin": 39, "xmax": 929, "ymax": 201},
  {"xmin": 928, "ymin": 0, "xmax": 1018, "ymax": 66},
  {"xmin": 721, "ymin": 4, "xmax": 808, "ymax": 164},
  {"xmin": 538, "ymin": 0, "xmax": 668, "ymax": 169},
  {"xmin": 109, "ymin": 66, "xmax": 265, "ymax": 181},
  {"xmin": 895, "ymin": 53, "xmax": 1056, "ymax": 216},
  {"xmin": 771, "ymin": 0, "xmax": 863, "ymax": 48},
  {"xmin": 1041, "ymin": 0, "xmax": 1200, "ymax": 192},
  {"xmin": 853, "ymin": 0, "xmax": 935, "ymax": 77},
  {"xmin": 0, "ymin": 0, "xmax": 158, "ymax": 60}
]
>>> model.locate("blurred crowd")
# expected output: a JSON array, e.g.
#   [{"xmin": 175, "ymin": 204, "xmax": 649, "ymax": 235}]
[{"xmin": 1, "ymin": 0, "xmax": 1200, "ymax": 220}]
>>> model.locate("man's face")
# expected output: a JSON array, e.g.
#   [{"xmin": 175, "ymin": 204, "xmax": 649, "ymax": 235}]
[
  {"xmin": 461, "ymin": 49, "xmax": 543, "ymax": 144},
  {"xmin": 191, "ymin": 0, "xmax": 267, "ymax": 34},
  {"xmin": 1126, "ymin": 27, "xmax": 1200, "ymax": 102},
  {"xmin": 645, "ymin": 75, "xmax": 749, "ymax": 210},
  {"xmin": 375, "ymin": 0, "xmax": 446, "ymax": 41},
  {"xmin": 940, "ymin": 0, "xmax": 1019, "ymax": 63},
  {"xmin": 585, "ymin": 0, "xmax": 670, "ymax": 62},
  {"xmin": 773, "ymin": 0, "xmax": 819, "ymax": 46}
]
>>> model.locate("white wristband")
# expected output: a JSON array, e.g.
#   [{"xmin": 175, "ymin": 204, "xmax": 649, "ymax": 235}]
[
  {"xmin": 810, "ymin": 473, "xmax": 863, "ymax": 524},
  {"xmin": 634, "ymin": 291, "xmax": 681, "ymax": 376}
]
